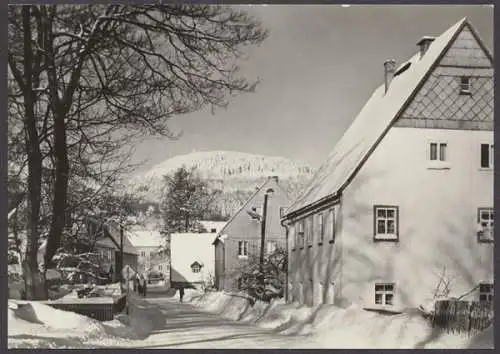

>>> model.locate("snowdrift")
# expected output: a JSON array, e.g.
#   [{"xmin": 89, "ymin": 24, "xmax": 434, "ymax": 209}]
[
  {"xmin": 8, "ymin": 291, "xmax": 159, "ymax": 348},
  {"xmin": 188, "ymin": 292, "xmax": 493, "ymax": 349}
]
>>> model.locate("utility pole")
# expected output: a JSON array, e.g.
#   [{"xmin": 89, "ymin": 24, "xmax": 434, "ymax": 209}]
[
  {"xmin": 259, "ymin": 193, "xmax": 269, "ymax": 288},
  {"xmin": 119, "ymin": 223, "xmax": 124, "ymax": 284}
]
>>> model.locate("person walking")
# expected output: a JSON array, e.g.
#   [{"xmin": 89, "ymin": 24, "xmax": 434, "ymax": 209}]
[
  {"xmin": 142, "ymin": 274, "xmax": 148, "ymax": 298},
  {"xmin": 179, "ymin": 287, "xmax": 185, "ymax": 303}
]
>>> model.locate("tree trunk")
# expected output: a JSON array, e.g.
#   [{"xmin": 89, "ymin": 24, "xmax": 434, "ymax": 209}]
[
  {"xmin": 45, "ymin": 108, "xmax": 70, "ymax": 268},
  {"xmin": 21, "ymin": 5, "xmax": 45, "ymax": 300}
]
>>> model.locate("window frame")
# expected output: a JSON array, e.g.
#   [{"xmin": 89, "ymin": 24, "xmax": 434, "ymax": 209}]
[
  {"xmin": 459, "ymin": 76, "xmax": 471, "ymax": 95},
  {"xmin": 478, "ymin": 283, "xmax": 494, "ymax": 302},
  {"xmin": 374, "ymin": 283, "xmax": 395, "ymax": 306},
  {"xmin": 307, "ymin": 216, "xmax": 313, "ymax": 248},
  {"xmin": 373, "ymin": 205, "xmax": 399, "ymax": 242},
  {"xmin": 238, "ymin": 240, "xmax": 249, "ymax": 257},
  {"xmin": 429, "ymin": 142, "xmax": 447, "ymax": 161},
  {"xmin": 480, "ymin": 144, "xmax": 494, "ymax": 169},
  {"xmin": 298, "ymin": 219, "xmax": 305, "ymax": 249},
  {"xmin": 266, "ymin": 240, "xmax": 277, "ymax": 254},
  {"xmin": 329, "ymin": 208, "xmax": 336, "ymax": 244},
  {"xmin": 318, "ymin": 212, "xmax": 325, "ymax": 246},
  {"xmin": 477, "ymin": 207, "xmax": 494, "ymax": 243}
]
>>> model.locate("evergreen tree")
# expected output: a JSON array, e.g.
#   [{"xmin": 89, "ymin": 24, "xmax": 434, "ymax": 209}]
[{"xmin": 160, "ymin": 167, "xmax": 220, "ymax": 233}]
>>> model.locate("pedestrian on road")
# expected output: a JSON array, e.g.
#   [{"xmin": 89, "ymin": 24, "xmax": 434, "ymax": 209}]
[
  {"xmin": 143, "ymin": 275, "xmax": 148, "ymax": 298},
  {"xmin": 179, "ymin": 287, "xmax": 185, "ymax": 303}
]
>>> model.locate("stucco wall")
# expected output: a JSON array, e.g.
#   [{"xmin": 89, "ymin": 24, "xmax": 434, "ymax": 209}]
[{"xmin": 339, "ymin": 127, "xmax": 493, "ymax": 310}]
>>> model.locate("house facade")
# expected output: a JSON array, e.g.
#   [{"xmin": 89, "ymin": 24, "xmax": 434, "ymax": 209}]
[
  {"xmin": 90, "ymin": 218, "xmax": 139, "ymax": 282},
  {"xmin": 126, "ymin": 226, "xmax": 164, "ymax": 274},
  {"xmin": 170, "ymin": 232, "xmax": 217, "ymax": 289},
  {"xmin": 282, "ymin": 18, "xmax": 493, "ymax": 311},
  {"xmin": 213, "ymin": 176, "xmax": 291, "ymax": 291}
]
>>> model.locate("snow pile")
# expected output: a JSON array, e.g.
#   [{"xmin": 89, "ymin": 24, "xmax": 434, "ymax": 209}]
[
  {"xmin": 8, "ymin": 292, "xmax": 160, "ymax": 348},
  {"xmin": 8, "ymin": 301, "xmax": 128, "ymax": 348},
  {"xmin": 188, "ymin": 292, "xmax": 493, "ymax": 349}
]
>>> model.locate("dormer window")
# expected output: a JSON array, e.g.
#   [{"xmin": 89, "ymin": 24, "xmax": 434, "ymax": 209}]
[
  {"xmin": 191, "ymin": 261, "xmax": 203, "ymax": 273},
  {"xmin": 459, "ymin": 76, "xmax": 471, "ymax": 95}
]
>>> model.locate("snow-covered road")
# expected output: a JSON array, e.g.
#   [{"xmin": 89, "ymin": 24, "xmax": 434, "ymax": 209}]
[{"xmin": 123, "ymin": 296, "xmax": 307, "ymax": 349}]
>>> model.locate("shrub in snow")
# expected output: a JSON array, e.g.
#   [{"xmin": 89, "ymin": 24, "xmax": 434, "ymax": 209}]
[{"xmin": 233, "ymin": 247, "xmax": 287, "ymax": 302}]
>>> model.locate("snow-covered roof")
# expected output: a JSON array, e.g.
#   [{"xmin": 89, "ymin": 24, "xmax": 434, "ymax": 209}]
[
  {"xmin": 285, "ymin": 17, "xmax": 478, "ymax": 216},
  {"xmin": 213, "ymin": 176, "xmax": 290, "ymax": 244},
  {"xmin": 199, "ymin": 220, "xmax": 227, "ymax": 233},
  {"xmin": 125, "ymin": 227, "xmax": 164, "ymax": 249}
]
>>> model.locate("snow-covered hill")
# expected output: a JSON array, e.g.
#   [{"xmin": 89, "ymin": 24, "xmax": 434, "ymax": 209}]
[{"xmin": 127, "ymin": 151, "xmax": 315, "ymax": 217}]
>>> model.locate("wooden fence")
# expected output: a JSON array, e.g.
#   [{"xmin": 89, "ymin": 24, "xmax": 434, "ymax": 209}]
[
  {"xmin": 44, "ymin": 294, "xmax": 127, "ymax": 322},
  {"xmin": 432, "ymin": 300, "xmax": 493, "ymax": 335}
]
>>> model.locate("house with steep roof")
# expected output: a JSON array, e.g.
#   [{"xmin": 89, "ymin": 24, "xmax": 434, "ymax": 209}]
[
  {"xmin": 170, "ymin": 232, "xmax": 217, "ymax": 289},
  {"xmin": 281, "ymin": 18, "xmax": 493, "ymax": 311},
  {"xmin": 125, "ymin": 226, "xmax": 165, "ymax": 274},
  {"xmin": 88, "ymin": 217, "xmax": 139, "ymax": 282},
  {"xmin": 213, "ymin": 176, "xmax": 291, "ymax": 291}
]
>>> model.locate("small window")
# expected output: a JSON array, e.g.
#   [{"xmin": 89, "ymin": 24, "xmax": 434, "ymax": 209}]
[
  {"xmin": 330, "ymin": 208, "xmax": 336, "ymax": 244},
  {"xmin": 141, "ymin": 251, "xmax": 146, "ymax": 257},
  {"xmin": 238, "ymin": 240, "xmax": 249, "ymax": 256},
  {"xmin": 477, "ymin": 208, "xmax": 494, "ymax": 243},
  {"xmin": 290, "ymin": 224, "xmax": 296, "ymax": 250},
  {"xmin": 318, "ymin": 213, "xmax": 325, "ymax": 245},
  {"xmin": 375, "ymin": 283, "xmax": 395, "ymax": 306},
  {"xmin": 267, "ymin": 240, "xmax": 277, "ymax": 254},
  {"xmin": 479, "ymin": 283, "xmax": 493, "ymax": 302},
  {"xmin": 192, "ymin": 266, "xmax": 201, "ymax": 273},
  {"xmin": 459, "ymin": 76, "xmax": 471, "ymax": 94},
  {"xmin": 158, "ymin": 265, "xmax": 162, "ymax": 271},
  {"xmin": 297, "ymin": 220, "xmax": 305, "ymax": 248},
  {"xmin": 307, "ymin": 216, "xmax": 313, "ymax": 247},
  {"xmin": 430, "ymin": 143, "xmax": 447, "ymax": 161},
  {"xmin": 210, "ymin": 228, "xmax": 217, "ymax": 233},
  {"xmin": 374, "ymin": 206, "xmax": 399, "ymax": 241},
  {"xmin": 480, "ymin": 144, "xmax": 494, "ymax": 169}
]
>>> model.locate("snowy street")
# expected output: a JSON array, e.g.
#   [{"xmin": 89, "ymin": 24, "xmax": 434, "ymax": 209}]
[{"xmin": 119, "ymin": 295, "xmax": 306, "ymax": 349}]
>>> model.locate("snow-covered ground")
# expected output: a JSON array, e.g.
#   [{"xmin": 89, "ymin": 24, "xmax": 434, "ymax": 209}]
[
  {"xmin": 186, "ymin": 290, "xmax": 493, "ymax": 349},
  {"xmin": 8, "ymin": 289, "xmax": 493, "ymax": 349}
]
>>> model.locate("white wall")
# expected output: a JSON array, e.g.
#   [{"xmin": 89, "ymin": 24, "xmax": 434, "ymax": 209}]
[
  {"xmin": 170, "ymin": 233, "xmax": 216, "ymax": 284},
  {"xmin": 339, "ymin": 126, "xmax": 494, "ymax": 310}
]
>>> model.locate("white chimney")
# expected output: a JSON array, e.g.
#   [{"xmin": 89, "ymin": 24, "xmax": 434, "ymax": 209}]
[
  {"xmin": 417, "ymin": 36, "xmax": 435, "ymax": 59},
  {"xmin": 384, "ymin": 59, "xmax": 396, "ymax": 94}
]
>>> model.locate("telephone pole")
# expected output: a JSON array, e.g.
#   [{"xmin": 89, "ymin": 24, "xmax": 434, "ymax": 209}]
[{"xmin": 259, "ymin": 193, "xmax": 269, "ymax": 287}]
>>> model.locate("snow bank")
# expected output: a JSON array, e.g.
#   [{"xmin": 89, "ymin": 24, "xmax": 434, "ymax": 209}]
[
  {"xmin": 8, "ymin": 292, "xmax": 159, "ymax": 348},
  {"xmin": 188, "ymin": 292, "xmax": 493, "ymax": 349}
]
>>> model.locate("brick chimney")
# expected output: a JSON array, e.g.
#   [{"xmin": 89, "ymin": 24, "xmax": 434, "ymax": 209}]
[
  {"xmin": 417, "ymin": 36, "xmax": 435, "ymax": 59},
  {"xmin": 384, "ymin": 59, "xmax": 396, "ymax": 94}
]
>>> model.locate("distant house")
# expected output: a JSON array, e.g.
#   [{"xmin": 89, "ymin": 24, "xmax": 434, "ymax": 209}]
[
  {"xmin": 199, "ymin": 220, "xmax": 227, "ymax": 234},
  {"xmin": 213, "ymin": 176, "xmax": 291, "ymax": 291},
  {"xmin": 88, "ymin": 217, "xmax": 139, "ymax": 282},
  {"xmin": 282, "ymin": 18, "xmax": 493, "ymax": 311},
  {"xmin": 126, "ymin": 226, "xmax": 164, "ymax": 274},
  {"xmin": 170, "ymin": 232, "xmax": 217, "ymax": 289}
]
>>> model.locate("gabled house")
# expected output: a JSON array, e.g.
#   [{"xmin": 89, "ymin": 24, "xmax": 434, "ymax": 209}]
[
  {"xmin": 126, "ymin": 226, "xmax": 164, "ymax": 274},
  {"xmin": 213, "ymin": 176, "xmax": 291, "ymax": 291},
  {"xmin": 170, "ymin": 232, "xmax": 217, "ymax": 289},
  {"xmin": 88, "ymin": 217, "xmax": 139, "ymax": 282},
  {"xmin": 282, "ymin": 18, "xmax": 493, "ymax": 311}
]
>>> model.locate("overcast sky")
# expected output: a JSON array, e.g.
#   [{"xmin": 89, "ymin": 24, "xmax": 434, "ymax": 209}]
[{"xmin": 129, "ymin": 4, "xmax": 494, "ymax": 174}]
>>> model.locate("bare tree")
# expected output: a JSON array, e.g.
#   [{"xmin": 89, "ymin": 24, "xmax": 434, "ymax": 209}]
[{"xmin": 8, "ymin": 4, "xmax": 267, "ymax": 299}]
